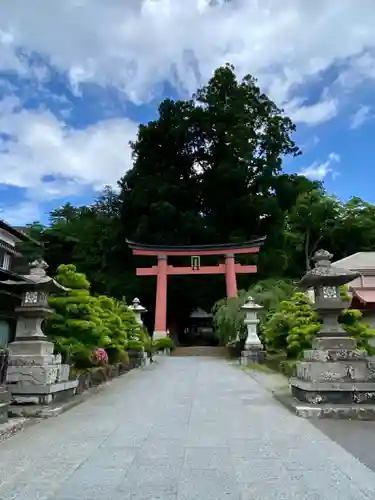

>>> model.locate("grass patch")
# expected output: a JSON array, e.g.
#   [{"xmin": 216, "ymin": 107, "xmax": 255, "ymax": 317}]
[{"xmin": 241, "ymin": 363, "xmax": 275, "ymax": 374}]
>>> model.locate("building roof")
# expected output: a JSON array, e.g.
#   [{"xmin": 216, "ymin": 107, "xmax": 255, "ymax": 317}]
[
  {"xmin": 332, "ymin": 252, "xmax": 375, "ymax": 271},
  {"xmin": 126, "ymin": 237, "xmax": 265, "ymax": 254},
  {"xmin": 189, "ymin": 308, "xmax": 213, "ymax": 319},
  {"xmin": 0, "ymin": 218, "xmax": 30, "ymax": 241},
  {"xmin": 350, "ymin": 287, "xmax": 375, "ymax": 305}
]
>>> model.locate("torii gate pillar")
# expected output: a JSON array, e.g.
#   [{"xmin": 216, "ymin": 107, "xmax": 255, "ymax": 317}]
[
  {"xmin": 225, "ymin": 254, "xmax": 237, "ymax": 298},
  {"xmin": 154, "ymin": 255, "xmax": 168, "ymax": 340}
]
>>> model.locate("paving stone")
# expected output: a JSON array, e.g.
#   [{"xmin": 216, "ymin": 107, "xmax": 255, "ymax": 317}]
[
  {"xmin": 123, "ymin": 463, "xmax": 182, "ymax": 487},
  {"xmin": 135, "ymin": 438, "xmax": 185, "ymax": 465},
  {"xmin": 233, "ymin": 457, "xmax": 288, "ymax": 483},
  {"xmin": 83, "ymin": 446, "xmax": 139, "ymax": 469},
  {"xmin": 184, "ymin": 446, "xmax": 233, "ymax": 470},
  {"xmin": 1, "ymin": 357, "xmax": 375, "ymax": 500},
  {"xmin": 178, "ymin": 468, "xmax": 240, "ymax": 500}
]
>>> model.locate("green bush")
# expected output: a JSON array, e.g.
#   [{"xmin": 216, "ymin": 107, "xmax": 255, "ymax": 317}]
[
  {"xmin": 153, "ymin": 337, "xmax": 175, "ymax": 352},
  {"xmin": 95, "ymin": 295, "xmax": 139, "ymax": 361},
  {"xmin": 46, "ymin": 264, "xmax": 139, "ymax": 368},
  {"xmin": 212, "ymin": 290, "xmax": 250, "ymax": 345},
  {"xmin": 212, "ymin": 279, "xmax": 296, "ymax": 347},
  {"xmin": 127, "ymin": 339, "xmax": 144, "ymax": 351},
  {"xmin": 263, "ymin": 291, "xmax": 375, "ymax": 358}
]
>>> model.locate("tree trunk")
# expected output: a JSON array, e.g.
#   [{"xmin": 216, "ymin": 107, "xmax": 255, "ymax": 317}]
[{"xmin": 305, "ymin": 229, "xmax": 311, "ymax": 270}]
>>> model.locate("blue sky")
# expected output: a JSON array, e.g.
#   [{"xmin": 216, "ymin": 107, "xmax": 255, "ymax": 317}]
[{"xmin": 0, "ymin": 1, "xmax": 374, "ymax": 225}]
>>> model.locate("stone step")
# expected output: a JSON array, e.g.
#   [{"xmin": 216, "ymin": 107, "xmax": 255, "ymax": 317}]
[{"xmin": 171, "ymin": 346, "xmax": 228, "ymax": 357}]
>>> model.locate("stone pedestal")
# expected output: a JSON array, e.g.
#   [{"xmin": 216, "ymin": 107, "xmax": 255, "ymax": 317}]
[
  {"xmin": 288, "ymin": 250, "xmax": 375, "ymax": 419},
  {"xmin": 7, "ymin": 339, "xmax": 78, "ymax": 405},
  {"xmin": 1, "ymin": 260, "xmax": 78, "ymax": 408},
  {"xmin": 153, "ymin": 331, "xmax": 168, "ymax": 340},
  {"xmin": 290, "ymin": 337, "xmax": 375, "ymax": 415},
  {"xmin": 0, "ymin": 387, "xmax": 9, "ymax": 424},
  {"xmin": 241, "ymin": 347, "xmax": 266, "ymax": 365}
]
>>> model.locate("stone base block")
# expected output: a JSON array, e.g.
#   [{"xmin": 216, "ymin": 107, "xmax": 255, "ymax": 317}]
[
  {"xmin": 57, "ymin": 364, "xmax": 70, "ymax": 382},
  {"xmin": 274, "ymin": 391, "xmax": 375, "ymax": 420},
  {"xmin": 7, "ymin": 365, "xmax": 60, "ymax": 385},
  {"xmin": 291, "ymin": 378, "xmax": 375, "ymax": 405},
  {"xmin": 0, "ymin": 388, "xmax": 9, "ymax": 424},
  {"xmin": 303, "ymin": 348, "xmax": 368, "ymax": 362},
  {"xmin": 8, "ymin": 360, "xmax": 71, "ymax": 385},
  {"xmin": 296, "ymin": 359, "xmax": 369, "ymax": 382},
  {"xmin": 9, "ymin": 379, "xmax": 78, "ymax": 405},
  {"xmin": 8, "ymin": 354, "xmax": 59, "ymax": 366},
  {"xmin": 157, "ymin": 349, "xmax": 170, "ymax": 356},
  {"xmin": 241, "ymin": 349, "xmax": 266, "ymax": 365},
  {"xmin": 153, "ymin": 331, "xmax": 168, "ymax": 340},
  {"xmin": 312, "ymin": 337, "xmax": 357, "ymax": 350},
  {"xmin": 8, "ymin": 340, "xmax": 54, "ymax": 356}
]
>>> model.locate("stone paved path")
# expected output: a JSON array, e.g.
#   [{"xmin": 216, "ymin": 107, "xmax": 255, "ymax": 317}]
[{"xmin": 1, "ymin": 357, "xmax": 375, "ymax": 499}]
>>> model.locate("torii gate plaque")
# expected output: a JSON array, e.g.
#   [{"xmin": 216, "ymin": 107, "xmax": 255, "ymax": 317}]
[{"xmin": 127, "ymin": 238, "xmax": 265, "ymax": 339}]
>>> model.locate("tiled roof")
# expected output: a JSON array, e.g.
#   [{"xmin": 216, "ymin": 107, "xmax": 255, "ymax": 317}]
[
  {"xmin": 332, "ymin": 252, "xmax": 375, "ymax": 270},
  {"xmin": 351, "ymin": 287, "xmax": 375, "ymax": 304}
]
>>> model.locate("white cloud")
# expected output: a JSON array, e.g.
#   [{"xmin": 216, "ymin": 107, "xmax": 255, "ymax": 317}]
[
  {"xmin": 0, "ymin": 96, "xmax": 138, "ymax": 198},
  {"xmin": 1, "ymin": 1, "xmax": 375, "ymax": 223},
  {"xmin": 1, "ymin": 1, "xmax": 375, "ymax": 113},
  {"xmin": 286, "ymin": 97, "xmax": 338, "ymax": 125},
  {"xmin": 350, "ymin": 105, "xmax": 372, "ymax": 129},
  {"xmin": 300, "ymin": 152, "xmax": 340, "ymax": 181}
]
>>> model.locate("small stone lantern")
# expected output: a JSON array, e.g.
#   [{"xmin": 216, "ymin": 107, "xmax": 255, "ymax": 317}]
[
  {"xmin": 240, "ymin": 296, "xmax": 265, "ymax": 365},
  {"xmin": 288, "ymin": 249, "xmax": 375, "ymax": 419},
  {"xmin": 128, "ymin": 298, "xmax": 149, "ymax": 366},
  {"xmin": 129, "ymin": 297, "xmax": 147, "ymax": 326},
  {"xmin": 1, "ymin": 260, "xmax": 78, "ymax": 407}
]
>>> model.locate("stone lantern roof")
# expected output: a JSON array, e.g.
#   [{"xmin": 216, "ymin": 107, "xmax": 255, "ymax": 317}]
[
  {"xmin": 0, "ymin": 260, "xmax": 68, "ymax": 293},
  {"xmin": 299, "ymin": 250, "xmax": 360, "ymax": 289},
  {"xmin": 129, "ymin": 297, "xmax": 147, "ymax": 314},
  {"xmin": 241, "ymin": 296, "xmax": 263, "ymax": 311}
]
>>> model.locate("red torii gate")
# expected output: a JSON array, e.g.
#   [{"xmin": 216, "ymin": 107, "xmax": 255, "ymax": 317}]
[{"xmin": 127, "ymin": 238, "xmax": 265, "ymax": 339}]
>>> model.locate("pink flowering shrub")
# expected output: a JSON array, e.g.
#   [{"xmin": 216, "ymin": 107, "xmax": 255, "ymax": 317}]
[{"xmin": 93, "ymin": 348, "xmax": 108, "ymax": 365}]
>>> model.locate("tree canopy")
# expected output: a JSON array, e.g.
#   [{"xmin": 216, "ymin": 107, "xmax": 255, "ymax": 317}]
[{"xmin": 17, "ymin": 64, "xmax": 375, "ymax": 336}]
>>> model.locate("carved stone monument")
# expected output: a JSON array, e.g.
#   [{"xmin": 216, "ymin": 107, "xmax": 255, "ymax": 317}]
[
  {"xmin": 289, "ymin": 249, "xmax": 375, "ymax": 419},
  {"xmin": 241, "ymin": 296, "xmax": 265, "ymax": 364},
  {"xmin": 2, "ymin": 260, "xmax": 78, "ymax": 406}
]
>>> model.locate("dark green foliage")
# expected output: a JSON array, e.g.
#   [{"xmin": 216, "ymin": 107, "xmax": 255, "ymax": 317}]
[
  {"xmin": 263, "ymin": 292, "xmax": 320, "ymax": 357},
  {"xmin": 212, "ymin": 291, "xmax": 249, "ymax": 346},
  {"xmin": 45, "ymin": 264, "xmax": 140, "ymax": 368},
  {"xmin": 263, "ymin": 292, "xmax": 375, "ymax": 358},
  {"xmin": 153, "ymin": 337, "xmax": 175, "ymax": 352},
  {"xmin": 212, "ymin": 279, "xmax": 295, "ymax": 346},
  {"xmin": 127, "ymin": 339, "xmax": 144, "ymax": 351}
]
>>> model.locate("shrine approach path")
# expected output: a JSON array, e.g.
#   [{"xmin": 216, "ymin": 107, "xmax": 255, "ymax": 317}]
[{"xmin": 1, "ymin": 356, "xmax": 375, "ymax": 499}]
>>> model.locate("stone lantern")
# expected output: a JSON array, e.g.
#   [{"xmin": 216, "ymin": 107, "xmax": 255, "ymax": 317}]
[
  {"xmin": 128, "ymin": 298, "xmax": 150, "ymax": 366},
  {"xmin": 289, "ymin": 249, "xmax": 375, "ymax": 419},
  {"xmin": 1, "ymin": 260, "xmax": 78, "ymax": 408},
  {"xmin": 240, "ymin": 296, "xmax": 265, "ymax": 365},
  {"xmin": 129, "ymin": 297, "xmax": 147, "ymax": 327}
]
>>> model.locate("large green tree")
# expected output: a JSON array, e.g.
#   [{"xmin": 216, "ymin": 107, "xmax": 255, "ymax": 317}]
[{"xmin": 117, "ymin": 64, "xmax": 304, "ymax": 330}]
